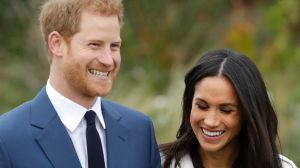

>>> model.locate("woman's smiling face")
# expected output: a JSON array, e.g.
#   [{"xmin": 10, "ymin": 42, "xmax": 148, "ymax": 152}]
[{"xmin": 190, "ymin": 76, "xmax": 242, "ymax": 154}]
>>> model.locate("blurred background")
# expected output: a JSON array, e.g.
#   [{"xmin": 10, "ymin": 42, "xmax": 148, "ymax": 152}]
[{"xmin": 0, "ymin": 0, "xmax": 299, "ymax": 165}]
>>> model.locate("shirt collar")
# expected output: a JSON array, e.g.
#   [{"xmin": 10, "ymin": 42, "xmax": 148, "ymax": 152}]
[{"xmin": 46, "ymin": 80, "xmax": 106, "ymax": 132}]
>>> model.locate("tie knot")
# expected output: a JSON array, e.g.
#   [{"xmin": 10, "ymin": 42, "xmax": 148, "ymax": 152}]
[{"xmin": 85, "ymin": 110, "xmax": 97, "ymax": 126}]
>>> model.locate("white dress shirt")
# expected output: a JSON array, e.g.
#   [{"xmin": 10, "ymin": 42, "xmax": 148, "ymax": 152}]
[{"xmin": 46, "ymin": 81, "xmax": 107, "ymax": 168}]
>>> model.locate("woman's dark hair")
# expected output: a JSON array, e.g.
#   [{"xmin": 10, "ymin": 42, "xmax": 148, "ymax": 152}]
[{"xmin": 160, "ymin": 49, "xmax": 282, "ymax": 168}]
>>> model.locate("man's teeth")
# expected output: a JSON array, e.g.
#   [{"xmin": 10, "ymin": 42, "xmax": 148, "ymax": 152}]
[
  {"xmin": 89, "ymin": 69, "xmax": 109, "ymax": 77},
  {"xmin": 202, "ymin": 128, "xmax": 224, "ymax": 137}
]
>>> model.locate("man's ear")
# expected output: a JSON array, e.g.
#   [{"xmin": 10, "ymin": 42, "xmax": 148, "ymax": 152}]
[{"xmin": 48, "ymin": 31, "xmax": 65, "ymax": 57}]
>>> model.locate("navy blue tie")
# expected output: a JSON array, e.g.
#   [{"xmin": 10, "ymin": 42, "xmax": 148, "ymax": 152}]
[{"xmin": 85, "ymin": 110, "xmax": 105, "ymax": 168}]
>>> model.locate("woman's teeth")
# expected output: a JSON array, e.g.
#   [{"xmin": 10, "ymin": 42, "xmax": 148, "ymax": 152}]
[{"xmin": 202, "ymin": 128, "xmax": 224, "ymax": 137}]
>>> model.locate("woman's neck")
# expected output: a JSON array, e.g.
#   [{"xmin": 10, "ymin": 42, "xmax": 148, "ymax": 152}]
[{"xmin": 200, "ymin": 141, "xmax": 239, "ymax": 168}]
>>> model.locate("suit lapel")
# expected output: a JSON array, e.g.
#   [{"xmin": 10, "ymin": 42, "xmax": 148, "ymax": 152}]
[
  {"xmin": 102, "ymin": 100, "xmax": 129, "ymax": 168},
  {"xmin": 31, "ymin": 88, "xmax": 81, "ymax": 168}
]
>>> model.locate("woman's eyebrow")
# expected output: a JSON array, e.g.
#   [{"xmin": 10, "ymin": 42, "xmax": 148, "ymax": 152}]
[{"xmin": 219, "ymin": 103, "xmax": 238, "ymax": 107}]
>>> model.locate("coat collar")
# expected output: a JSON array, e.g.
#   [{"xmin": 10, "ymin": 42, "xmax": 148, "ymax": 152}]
[
  {"xmin": 31, "ymin": 88, "xmax": 131, "ymax": 168},
  {"xmin": 101, "ymin": 99, "xmax": 130, "ymax": 168},
  {"xmin": 31, "ymin": 88, "xmax": 82, "ymax": 168}
]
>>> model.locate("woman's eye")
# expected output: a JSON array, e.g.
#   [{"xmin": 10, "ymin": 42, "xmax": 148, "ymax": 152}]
[
  {"xmin": 220, "ymin": 107, "xmax": 233, "ymax": 114},
  {"xmin": 197, "ymin": 103, "xmax": 208, "ymax": 110}
]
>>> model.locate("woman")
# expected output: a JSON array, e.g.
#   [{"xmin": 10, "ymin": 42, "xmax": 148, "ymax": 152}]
[{"xmin": 160, "ymin": 49, "xmax": 297, "ymax": 168}]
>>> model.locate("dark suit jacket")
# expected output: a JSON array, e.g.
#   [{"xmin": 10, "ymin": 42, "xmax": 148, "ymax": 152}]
[{"xmin": 0, "ymin": 88, "xmax": 161, "ymax": 168}]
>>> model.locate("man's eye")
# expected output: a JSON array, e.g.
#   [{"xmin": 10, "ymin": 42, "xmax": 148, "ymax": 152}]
[
  {"xmin": 111, "ymin": 43, "xmax": 121, "ymax": 49},
  {"xmin": 89, "ymin": 43, "xmax": 99, "ymax": 47}
]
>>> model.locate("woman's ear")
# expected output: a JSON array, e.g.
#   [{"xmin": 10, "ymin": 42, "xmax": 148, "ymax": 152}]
[{"xmin": 48, "ymin": 31, "xmax": 65, "ymax": 57}]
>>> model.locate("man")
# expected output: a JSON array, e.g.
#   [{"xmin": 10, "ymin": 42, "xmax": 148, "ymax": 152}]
[{"xmin": 0, "ymin": 0, "xmax": 161, "ymax": 168}]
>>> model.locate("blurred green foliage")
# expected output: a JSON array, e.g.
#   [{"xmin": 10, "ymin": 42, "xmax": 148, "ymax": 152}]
[{"xmin": 0, "ymin": 0, "xmax": 299, "ymax": 165}]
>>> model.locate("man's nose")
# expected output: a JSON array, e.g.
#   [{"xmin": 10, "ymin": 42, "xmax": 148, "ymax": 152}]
[{"xmin": 97, "ymin": 46, "xmax": 114, "ymax": 66}]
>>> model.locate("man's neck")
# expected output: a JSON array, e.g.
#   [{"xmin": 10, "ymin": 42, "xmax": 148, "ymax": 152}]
[{"xmin": 48, "ymin": 77, "xmax": 97, "ymax": 109}]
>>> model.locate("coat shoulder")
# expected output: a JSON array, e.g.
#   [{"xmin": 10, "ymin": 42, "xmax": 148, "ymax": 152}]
[
  {"xmin": 0, "ymin": 101, "xmax": 32, "ymax": 131},
  {"xmin": 280, "ymin": 155, "xmax": 298, "ymax": 168},
  {"xmin": 101, "ymin": 98, "xmax": 150, "ymax": 121}
]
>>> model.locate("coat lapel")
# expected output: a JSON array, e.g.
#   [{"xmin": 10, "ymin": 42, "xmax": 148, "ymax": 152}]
[
  {"xmin": 102, "ymin": 100, "xmax": 129, "ymax": 168},
  {"xmin": 30, "ymin": 88, "xmax": 81, "ymax": 168}
]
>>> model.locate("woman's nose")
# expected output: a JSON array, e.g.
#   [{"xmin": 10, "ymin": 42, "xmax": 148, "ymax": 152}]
[{"xmin": 203, "ymin": 109, "xmax": 220, "ymax": 127}]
